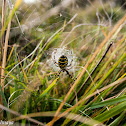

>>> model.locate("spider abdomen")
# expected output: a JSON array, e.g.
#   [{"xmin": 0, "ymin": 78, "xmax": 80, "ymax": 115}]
[{"xmin": 58, "ymin": 55, "xmax": 68, "ymax": 69}]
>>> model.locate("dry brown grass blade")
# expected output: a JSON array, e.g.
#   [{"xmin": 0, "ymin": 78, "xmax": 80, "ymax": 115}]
[
  {"xmin": 1, "ymin": 10, "xmax": 12, "ymax": 93},
  {"xmin": 18, "ymin": 55, "xmax": 28, "ymax": 83},
  {"xmin": 101, "ymin": 26, "xmax": 107, "ymax": 38},
  {"xmin": 48, "ymin": 77, "xmax": 126, "ymax": 125},
  {"xmin": 0, "ymin": 9, "xmax": 12, "ymax": 119},
  {"xmin": 27, "ymin": 57, "xmax": 37, "ymax": 74},
  {"xmin": 0, "ymin": 0, "xmax": 6, "ymax": 119},
  {"xmin": 0, "ymin": 0, "xmax": 6, "ymax": 74},
  {"xmin": 0, "ymin": 104, "xmax": 46, "ymax": 126},
  {"xmin": 10, "ymin": 112, "xmax": 105, "ymax": 126},
  {"xmin": 48, "ymin": 13, "xmax": 126, "ymax": 126}
]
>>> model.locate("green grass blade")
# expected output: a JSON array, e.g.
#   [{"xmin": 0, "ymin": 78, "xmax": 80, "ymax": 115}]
[
  {"xmin": 90, "ymin": 95, "xmax": 126, "ymax": 109},
  {"xmin": 109, "ymin": 110, "xmax": 126, "ymax": 126},
  {"xmin": 94, "ymin": 101, "xmax": 126, "ymax": 122},
  {"xmin": 37, "ymin": 78, "xmax": 58, "ymax": 102}
]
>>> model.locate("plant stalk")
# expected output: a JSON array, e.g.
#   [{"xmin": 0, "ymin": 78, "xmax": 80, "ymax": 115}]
[{"xmin": 0, "ymin": 0, "xmax": 6, "ymax": 119}]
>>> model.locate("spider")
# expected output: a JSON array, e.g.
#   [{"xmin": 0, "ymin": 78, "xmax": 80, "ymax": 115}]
[{"xmin": 53, "ymin": 53, "xmax": 75, "ymax": 80}]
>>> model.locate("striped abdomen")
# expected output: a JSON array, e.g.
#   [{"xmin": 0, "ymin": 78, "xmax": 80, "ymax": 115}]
[{"xmin": 58, "ymin": 55, "xmax": 68, "ymax": 69}]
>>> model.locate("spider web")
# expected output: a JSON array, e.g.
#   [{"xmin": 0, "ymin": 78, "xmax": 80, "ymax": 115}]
[
  {"xmin": 2, "ymin": 0, "xmax": 125, "ymax": 76},
  {"xmin": 1, "ymin": 0, "xmax": 126, "ymax": 84}
]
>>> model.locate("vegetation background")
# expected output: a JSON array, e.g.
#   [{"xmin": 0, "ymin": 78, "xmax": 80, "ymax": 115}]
[{"xmin": 0, "ymin": 0, "xmax": 126, "ymax": 125}]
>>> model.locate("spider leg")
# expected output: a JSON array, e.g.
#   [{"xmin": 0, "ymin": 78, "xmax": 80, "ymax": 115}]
[
  {"xmin": 64, "ymin": 69, "xmax": 76, "ymax": 81},
  {"xmin": 54, "ymin": 61, "xmax": 59, "ymax": 67},
  {"xmin": 55, "ymin": 69, "xmax": 62, "ymax": 77}
]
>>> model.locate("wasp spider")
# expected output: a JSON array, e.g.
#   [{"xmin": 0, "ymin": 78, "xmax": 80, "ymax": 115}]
[{"xmin": 50, "ymin": 47, "xmax": 76, "ymax": 81}]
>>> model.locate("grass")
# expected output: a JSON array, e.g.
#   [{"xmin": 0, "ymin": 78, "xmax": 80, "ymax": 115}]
[{"xmin": 0, "ymin": 0, "xmax": 126, "ymax": 126}]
